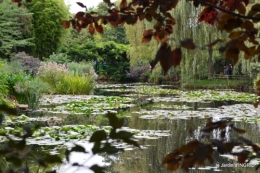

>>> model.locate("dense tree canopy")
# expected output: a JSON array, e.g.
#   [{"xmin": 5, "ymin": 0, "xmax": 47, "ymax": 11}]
[
  {"xmin": 24, "ymin": 0, "xmax": 69, "ymax": 59},
  {"xmin": 0, "ymin": 0, "xmax": 34, "ymax": 59},
  {"xmin": 61, "ymin": 0, "xmax": 260, "ymax": 75}
]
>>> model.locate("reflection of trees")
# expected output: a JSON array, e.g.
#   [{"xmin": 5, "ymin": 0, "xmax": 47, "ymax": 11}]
[{"xmin": 110, "ymin": 111, "xmax": 260, "ymax": 173}]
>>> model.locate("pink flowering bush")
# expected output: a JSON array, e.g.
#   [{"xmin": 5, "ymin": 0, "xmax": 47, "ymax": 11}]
[{"xmin": 37, "ymin": 62, "xmax": 69, "ymax": 90}]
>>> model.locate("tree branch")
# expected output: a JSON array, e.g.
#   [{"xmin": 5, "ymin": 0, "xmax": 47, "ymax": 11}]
[{"xmin": 194, "ymin": 0, "xmax": 260, "ymax": 21}]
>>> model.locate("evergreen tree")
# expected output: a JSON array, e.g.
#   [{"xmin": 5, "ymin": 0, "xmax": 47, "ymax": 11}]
[{"xmin": 0, "ymin": 0, "xmax": 34, "ymax": 59}]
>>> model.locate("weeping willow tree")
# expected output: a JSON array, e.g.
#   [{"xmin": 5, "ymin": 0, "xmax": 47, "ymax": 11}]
[
  {"xmin": 168, "ymin": 1, "xmax": 229, "ymax": 84},
  {"xmin": 125, "ymin": 20, "xmax": 159, "ymax": 66},
  {"xmin": 124, "ymin": 0, "xmax": 258, "ymax": 84}
]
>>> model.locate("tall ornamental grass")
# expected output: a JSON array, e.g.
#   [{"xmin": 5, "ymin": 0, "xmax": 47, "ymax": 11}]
[
  {"xmin": 37, "ymin": 61, "xmax": 97, "ymax": 94},
  {"xmin": 37, "ymin": 62, "xmax": 69, "ymax": 89},
  {"xmin": 56, "ymin": 74, "xmax": 95, "ymax": 94}
]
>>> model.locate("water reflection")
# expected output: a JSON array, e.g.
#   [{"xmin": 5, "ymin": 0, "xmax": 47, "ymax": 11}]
[{"xmin": 14, "ymin": 84, "xmax": 260, "ymax": 173}]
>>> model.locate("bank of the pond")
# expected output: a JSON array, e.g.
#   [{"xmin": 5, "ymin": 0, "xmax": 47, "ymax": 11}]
[{"xmin": 160, "ymin": 79, "xmax": 252, "ymax": 90}]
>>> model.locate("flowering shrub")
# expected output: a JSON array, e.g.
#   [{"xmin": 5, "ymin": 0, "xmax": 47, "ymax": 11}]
[
  {"xmin": 126, "ymin": 64, "xmax": 151, "ymax": 81},
  {"xmin": 37, "ymin": 61, "xmax": 96, "ymax": 94},
  {"xmin": 37, "ymin": 62, "xmax": 69, "ymax": 89},
  {"xmin": 11, "ymin": 52, "xmax": 41, "ymax": 76},
  {"xmin": 67, "ymin": 61, "xmax": 98, "ymax": 81}
]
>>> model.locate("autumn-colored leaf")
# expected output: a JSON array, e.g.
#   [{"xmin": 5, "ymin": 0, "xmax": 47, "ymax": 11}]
[
  {"xmin": 89, "ymin": 23, "xmax": 95, "ymax": 35},
  {"xmin": 179, "ymin": 140, "xmax": 200, "ymax": 154},
  {"xmin": 151, "ymin": 43, "xmax": 168, "ymax": 70},
  {"xmin": 154, "ymin": 30, "xmax": 167, "ymax": 42},
  {"xmin": 253, "ymin": 14, "xmax": 260, "ymax": 23},
  {"xmin": 120, "ymin": 0, "xmax": 127, "ymax": 10},
  {"xmin": 76, "ymin": 2, "xmax": 86, "ymax": 8},
  {"xmin": 141, "ymin": 35, "xmax": 153, "ymax": 43},
  {"xmin": 154, "ymin": 21, "xmax": 162, "ymax": 30},
  {"xmin": 206, "ymin": 39, "xmax": 222, "ymax": 47},
  {"xmin": 172, "ymin": 48, "xmax": 182, "ymax": 67},
  {"xmin": 145, "ymin": 13, "xmax": 152, "ymax": 22},
  {"xmin": 75, "ymin": 12, "xmax": 85, "ymax": 20},
  {"xmin": 231, "ymin": 150, "xmax": 250, "ymax": 163},
  {"xmin": 180, "ymin": 39, "xmax": 196, "ymax": 49},
  {"xmin": 11, "ymin": 0, "xmax": 20, "ymax": 2},
  {"xmin": 253, "ymin": 102, "xmax": 259, "ymax": 108},
  {"xmin": 162, "ymin": 151, "xmax": 180, "ymax": 165},
  {"xmin": 232, "ymin": 127, "xmax": 246, "ymax": 134},
  {"xmin": 226, "ymin": 48, "xmax": 239, "ymax": 64},
  {"xmin": 228, "ymin": 31, "xmax": 244, "ymax": 39},
  {"xmin": 248, "ymin": 4, "xmax": 260, "ymax": 17},
  {"xmin": 60, "ymin": 20, "xmax": 70, "ymax": 29},
  {"xmin": 236, "ymin": 3, "xmax": 246, "ymax": 15},
  {"xmin": 241, "ymin": 20, "xmax": 254, "ymax": 30},
  {"xmin": 159, "ymin": 44, "xmax": 174, "ymax": 75},
  {"xmin": 95, "ymin": 24, "xmax": 104, "ymax": 34}
]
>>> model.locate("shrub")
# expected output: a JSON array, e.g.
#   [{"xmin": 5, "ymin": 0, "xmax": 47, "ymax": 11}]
[
  {"xmin": 0, "ymin": 75, "xmax": 8, "ymax": 105},
  {"xmin": 10, "ymin": 52, "xmax": 41, "ymax": 76},
  {"xmin": 14, "ymin": 78, "xmax": 51, "ymax": 110},
  {"xmin": 67, "ymin": 61, "xmax": 98, "ymax": 81},
  {"xmin": 37, "ymin": 62, "xmax": 69, "ymax": 89},
  {"xmin": 126, "ymin": 64, "xmax": 151, "ymax": 81},
  {"xmin": 56, "ymin": 74, "xmax": 95, "ymax": 94},
  {"xmin": 47, "ymin": 52, "xmax": 70, "ymax": 64},
  {"xmin": 37, "ymin": 61, "xmax": 96, "ymax": 94}
]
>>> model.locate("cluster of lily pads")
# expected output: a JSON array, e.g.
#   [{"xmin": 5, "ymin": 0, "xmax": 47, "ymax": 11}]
[
  {"xmin": 132, "ymin": 103, "xmax": 259, "ymax": 122},
  {"xmin": 95, "ymin": 85, "xmax": 257, "ymax": 103},
  {"xmin": 0, "ymin": 122, "xmax": 171, "ymax": 146}
]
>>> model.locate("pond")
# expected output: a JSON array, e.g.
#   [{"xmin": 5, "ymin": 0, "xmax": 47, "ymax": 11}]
[{"xmin": 2, "ymin": 83, "xmax": 260, "ymax": 173}]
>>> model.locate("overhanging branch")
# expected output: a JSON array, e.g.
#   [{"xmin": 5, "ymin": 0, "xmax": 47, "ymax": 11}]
[{"xmin": 194, "ymin": 0, "xmax": 260, "ymax": 21}]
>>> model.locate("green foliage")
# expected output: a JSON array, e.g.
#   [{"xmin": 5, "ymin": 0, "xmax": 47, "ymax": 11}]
[
  {"xmin": 0, "ymin": 75, "xmax": 8, "ymax": 105},
  {"xmin": 250, "ymin": 62, "xmax": 260, "ymax": 80},
  {"xmin": 37, "ymin": 61, "xmax": 96, "ymax": 94},
  {"xmin": 56, "ymin": 74, "xmax": 95, "ymax": 94},
  {"xmin": 37, "ymin": 62, "xmax": 69, "ymax": 89},
  {"xmin": 14, "ymin": 78, "xmax": 51, "ymax": 110},
  {"xmin": 10, "ymin": 52, "xmax": 41, "ymax": 75},
  {"xmin": 24, "ymin": 0, "xmax": 69, "ymax": 59},
  {"xmin": 47, "ymin": 52, "xmax": 70, "ymax": 64},
  {"xmin": 60, "ymin": 41, "xmax": 130, "ymax": 81},
  {"xmin": 0, "ymin": 1, "xmax": 34, "ymax": 59},
  {"xmin": 67, "ymin": 61, "xmax": 98, "ymax": 80}
]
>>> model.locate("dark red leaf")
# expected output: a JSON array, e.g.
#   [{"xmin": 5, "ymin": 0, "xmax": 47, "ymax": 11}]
[
  {"xmin": 206, "ymin": 39, "xmax": 222, "ymax": 47},
  {"xmin": 226, "ymin": 48, "xmax": 239, "ymax": 64},
  {"xmin": 236, "ymin": 3, "xmax": 246, "ymax": 15},
  {"xmin": 60, "ymin": 20, "xmax": 70, "ymax": 29},
  {"xmin": 76, "ymin": 2, "xmax": 86, "ymax": 8},
  {"xmin": 89, "ymin": 23, "xmax": 95, "ymax": 35},
  {"xmin": 231, "ymin": 150, "xmax": 250, "ymax": 163},
  {"xmin": 232, "ymin": 127, "xmax": 246, "ymax": 134},
  {"xmin": 159, "ymin": 44, "xmax": 174, "ymax": 75},
  {"xmin": 180, "ymin": 39, "xmax": 196, "ymax": 49},
  {"xmin": 141, "ymin": 35, "xmax": 153, "ymax": 43},
  {"xmin": 172, "ymin": 48, "xmax": 182, "ymax": 67},
  {"xmin": 75, "ymin": 12, "xmax": 85, "ymax": 20},
  {"xmin": 120, "ymin": 0, "xmax": 127, "ymax": 10}
]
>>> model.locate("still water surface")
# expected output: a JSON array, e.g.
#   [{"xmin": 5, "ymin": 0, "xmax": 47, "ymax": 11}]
[{"xmin": 23, "ymin": 84, "xmax": 260, "ymax": 173}]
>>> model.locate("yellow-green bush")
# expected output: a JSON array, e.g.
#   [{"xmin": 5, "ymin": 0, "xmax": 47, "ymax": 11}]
[{"xmin": 56, "ymin": 74, "xmax": 95, "ymax": 95}]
